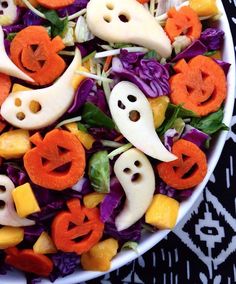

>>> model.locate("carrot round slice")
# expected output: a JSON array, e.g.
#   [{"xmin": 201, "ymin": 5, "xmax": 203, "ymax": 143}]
[
  {"xmin": 36, "ymin": 0, "xmax": 75, "ymax": 9},
  {"xmin": 170, "ymin": 55, "xmax": 227, "ymax": 116},
  {"xmin": 165, "ymin": 6, "xmax": 202, "ymax": 42},
  {"xmin": 5, "ymin": 247, "xmax": 53, "ymax": 277},
  {"xmin": 24, "ymin": 129, "xmax": 86, "ymax": 191},
  {"xmin": 10, "ymin": 26, "xmax": 66, "ymax": 86},
  {"xmin": 0, "ymin": 73, "xmax": 11, "ymax": 106},
  {"xmin": 157, "ymin": 139, "xmax": 207, "ymax": 190}
]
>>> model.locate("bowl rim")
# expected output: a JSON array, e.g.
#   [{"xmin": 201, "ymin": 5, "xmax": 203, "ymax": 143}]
[{"xmin": 2, "ymin": 1, "xmax": 235, "ymax": 283}]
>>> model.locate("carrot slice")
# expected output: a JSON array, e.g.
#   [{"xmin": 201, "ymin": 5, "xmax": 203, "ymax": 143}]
[
  {"xmin": 23, "ymin": 129, "xmax": 86, "ymax": 191},
  {"xmin": 157, "ymin": 139, "xmax": 207, "ymax": 190},
  {"xmin": 5, "ymin": 247, "xmax": 53, "ymax": 277},
  {"xmin": 52, "ymin": 199, "xmax": 104, "ymax": 255},
  {"xmin": 10, "ymin": 26, "xmax": 66, "ymax": 86},
  {"xmin": 169, "ymin": 55, "xmax": 227, "ymax": 116},
  {"xmin": 0, "ymin": 73, "xmax": 11, "ymax": 106},
  {"xmin": 103, "ymin": 56, "xmax": 113, "ymax": 73},
  {"xmin": 136, "ymin": 0, "xmax": 150, "ymax": 4},
  {"xmin": 165, "ymin": 6, "xmax": 202, "ymax": 42},
  {"xmin": 36, "ymin": 0, "xmax": 75, "ymax": 9}
]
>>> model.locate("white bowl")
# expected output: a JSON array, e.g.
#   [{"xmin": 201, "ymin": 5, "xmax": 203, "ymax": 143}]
[{"xmin": 3, "ymin": 1, "xmax": 235, "ymax": 283}]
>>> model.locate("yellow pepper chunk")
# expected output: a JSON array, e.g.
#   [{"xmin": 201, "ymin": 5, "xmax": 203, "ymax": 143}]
[
  {"xmin": 145, "ymin": 194, "xmax": 180, "ymax": 229},
  {"xmin": 189, "ymin": 0, "xmax": 219, "ymax": 17},
  {"xmin": 33, "ymin": 232, "xmax": 57, "ymax": 254},
  {"xmin": 72, "ymin": 66, "xmax": 88, "ymax": 90},
  {"xmin": 12, "ymin": 83, "xmax": 31, "ymax": 93},
  {"xmin": 12, "ymin": 183, "xmax": 40, "ymax": 218},
  {"xmin": 0, "ymin": 226, "xmax": 24, "ymax": 249},
  {"xmin": 65, "ymin": 122, "xmax": 95, "ymax": 150},
  {"xmin": 148, "ymin": 96, "xmax": 170, "ymax": 129},
  {"xmin": 0, "ymin": 129, "xmax": 31, "ymax": 159},
  {"xmin": 81, "ymin": 238, "xmax": 118, "ymax": 271},
  {"xmin": 83, "ymin": 192, "xmax": 106, "ymax": 208}
]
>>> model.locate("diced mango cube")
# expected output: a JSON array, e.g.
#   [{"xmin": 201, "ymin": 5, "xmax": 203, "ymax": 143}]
[
  {"xmin": 12, "ymin": 183, "xmax": 40, "ymax": 218},
  {"xmin": 81, "ymin": 238, "xmax": 118, "ymax": 271},
  {"xmin": 65, "ymin": 123, "xmax": 95, "ymax": 150},
  {"xmin": 0, "ymin": 129, "xmax": 31, "ymax": 159},
  {"xmin": 33, "ymin": 232, "xmax": 57, "ymax": 254},
  {"xmin": 83, "ymin": 192, "xmax": 106, "ymax": 208},
  {"xmin": 189, "ymin": 0, "xmax": 219, "ymax": 17},
  {"xmin": 148, "ymin": 96, "xmax": 170, "ymax": 129},
  {"xmin": 0, "ymin": 226, "xmax": 24, "ymax": 249},
  {"xmin": 72, "ymin": 66, "xmax": 88, "ymax": 90},
  {"xmin": 145, "ymin": 194, "xmax": 180, "ymax": 229}
]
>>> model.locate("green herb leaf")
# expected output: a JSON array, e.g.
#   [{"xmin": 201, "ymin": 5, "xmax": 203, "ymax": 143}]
[
  {"xmin": 82, "ymin": 51, "xmax": 96, "ymax": 63},
  {"xmin": 82, "ymin": 103, "xmax": 115, "ymax": 129},
  {"xmin": 190, "ymin": 109, "xmax": 229, "ymax": 135},
  {"xmin": 88, "ymin": 151, "xmax": 110, "ymax": 193},
  {"xmin": 203, "ymin": 50, "xmax": 217, "ymax": 57},
  {"xmin": 144, "ymin": 50, "xmax": 158, "ymax": 59},
  {"xmin": 77, "ymin": 122, "xmax": 88, "ymax": 133},
  {"xmin": 41, "ymin": 9, "xmax": 68, "ymax": 37},
  {"xmin": 121, "ymin": 241, "xmax": 139, "ymax": 253},
  {"xmin": 6, "ymin": 32, "xmax": 17, "ymax": 41},
  {"xmin": 168, "ymin": 104, "xmax": 199, "ymax": 118}
]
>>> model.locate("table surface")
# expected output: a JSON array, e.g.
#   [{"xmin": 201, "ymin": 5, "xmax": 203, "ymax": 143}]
[{"xmin": 85, "ymin": 1, "xmax": 236, "ymax": 283}]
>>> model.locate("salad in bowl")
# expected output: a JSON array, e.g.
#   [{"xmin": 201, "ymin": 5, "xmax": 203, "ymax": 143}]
[{"xmin": 0, "ymin": 0, "xmax": 234, "ymax": 283}]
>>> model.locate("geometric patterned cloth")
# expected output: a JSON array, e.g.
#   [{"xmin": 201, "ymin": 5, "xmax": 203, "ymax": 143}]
[{"xmin": 86, "ymin": 1, "xmax": 236, "ymax": 283}]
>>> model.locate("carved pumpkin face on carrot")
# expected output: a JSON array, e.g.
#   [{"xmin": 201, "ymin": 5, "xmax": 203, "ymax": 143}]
[{"xmin": 10, "ymin": 26, "xmax": 66, "ymax": 86}]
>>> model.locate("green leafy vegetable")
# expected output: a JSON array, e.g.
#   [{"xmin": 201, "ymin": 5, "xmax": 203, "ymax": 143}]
[
  {"xmin": 77, "ymin": 122, "xmax": 88, "ymax": 133},
  {"xmin": 40, "ymin": 8, "xmax": 68, "ymax": 37},
  {"xmin": 82, "ymin": 103, "xmax": 115, "ymax": 129},
  {"xmin": 82, "ymin": 51, "xmax": 96, "ymax": 63},
  {"xmin": 168, "ymin": 104, "xmax": 199, "ymax": 118},
  {"xmin": 144, "ymin": 50, "xmax": 158, "ymax": 59},
  {"xmin": 190, "ymin": 109, "xmax": 229, "ymax": 135},
  {"xmin": 203, "ymin": 51, "xmax": 217, "ymax": 57},
  {"xmin": 6, "ymin": 32, "xmax": 17, "ymax": 41},
  {"xmin": 121, "ymin": 241, "xmax": 139, "ymax": 253},
  {"xmin": 88, "ymin": 151, "xmax": 110, "ymax": 193}
]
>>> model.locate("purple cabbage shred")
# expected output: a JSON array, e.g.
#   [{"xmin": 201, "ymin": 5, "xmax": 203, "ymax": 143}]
[{"xmin": 200, "ymin": 28, "xmax": 225, "ymax": 51}]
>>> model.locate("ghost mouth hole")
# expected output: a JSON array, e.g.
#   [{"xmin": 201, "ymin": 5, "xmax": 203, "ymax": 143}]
[
  {"xmin": 131, "ymin": 173, "xmax": 142, "ymax": 183},
  {"xmin": 118, "ymin": 13, "xmax": 130, "ymax": 23},
  {"xmin": 16, "ymin": 112, "xmax": 25, "ymax": 121},
  {"xmin": 29, "ymin": 100, "xmax": 42, "ymax": 114},
  {"xmin": 129, "ymin": 110, "xmax": 140, "ymax": 122},
  {"xmin": 0, "ymin": 200, "xmax": 5, "ymax": 210},
  {"xmin": 1, "ymin": 1, "xmax": 8, "ymax": 8}
]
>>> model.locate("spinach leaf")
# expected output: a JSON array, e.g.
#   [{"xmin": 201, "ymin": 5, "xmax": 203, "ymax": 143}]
[
  {"xmin": 88, "ymin": 151, "xmax": 110, "ymax": 193},
  {"xmin": 41, "ymin": 9, "xmax": 68, "ymax": 37},
  {"xmin": 77, "ymin": 122, "xmax": 88, "ymax": 133},
  {"xmin": 190, "ymin": 109, "xmax": 229, "ymax": 135},
  {"xmin": 144, "ymin": 50, "xmax": 158, "ymax": 59},
  {"xmin": 168, "ymin": 103, "xmax": 199, "ymax": 118},
  {"xmin": 7, "ymin": 32, "xmax": 17, "ymax": 41},
  {"xmin": 82, "ymin": 103, "xmax": 115, "ymax": 129},
  {"xmin": 203, "ymin": 51, "xmax": 217, "ymax": 57}
]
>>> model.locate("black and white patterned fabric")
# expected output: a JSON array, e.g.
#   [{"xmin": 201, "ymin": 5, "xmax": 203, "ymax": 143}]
[{"xmin": 84, "ymin": 1, "xmax": 236, "ymax": 283}]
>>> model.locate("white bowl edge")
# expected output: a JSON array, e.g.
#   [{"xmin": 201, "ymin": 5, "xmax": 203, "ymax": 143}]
[{"xmin": 2, "ymin": 0, "xmax": 235, "ymax": 283}]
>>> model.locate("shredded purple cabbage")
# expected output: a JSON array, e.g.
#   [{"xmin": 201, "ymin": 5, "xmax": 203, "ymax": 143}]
[
  {"xmin": 50, "ymin": 252, "xmax": 80, "ymax": 281},
  {"xmin": 172, "ymin": 40, "xmax": 208, "ymax": 62},
  {"xmin": 163, "ymin": 128, "xmax": 178, "ymax": 151},
  {"xmin": 4, "ymin": 163, "xmax": 28, "ymax": 186},
  {"xmin": 24, "ymin": 225, "xmax": 45, "ymax": 245},
  {"xmin": 100, "ymin": 177, "xmax": 124, "ymax": 222},
  {"xmin": 68, "ymin": 79, "xmax": 94, "ymax": 114},
  {"xmin": 200, "ymin": 28, "xmax": 224, "ymax": 51},
  {"xmin": 182, "ymin": 125, "xmax": 210, "ymax": 149},
  {"xmin": 3, "ymin": 24, "xmax": 25, "ymax": 35},
  {"xmin": 57, "ymin": 0, "xmax": 89, "ymax": 17},
  {"xmin": 215, "ymin": 59, "xmax": 231, "ymax": 76},
  {"xmin": 23, "ymin": 10, "xmax": 45, "ymax": 26}
]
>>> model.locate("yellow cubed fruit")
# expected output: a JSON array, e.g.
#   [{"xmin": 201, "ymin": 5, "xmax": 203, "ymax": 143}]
[
  {"xmin": 83, "ymin": 192, "xmax": 106, "ymax": 209},
  {"xmin": 81, "ymin": 238, "xmax": 118, "ymax": 272},
  {"xmin": 72, "ymin": 66, "xmax": 88, "ymax": 90},
  {"xmin": 148, "ymin": 96, "xmax": 170, "ymax": 129},
  {"xmin": 0, "ymin": 226, "xmax": 24, "ymax": 249},
  {"xmin": 0, "ymin": 129, "xmax": 31, "ymax": 159},
  {"xmin": 33, "ymin": 232, "xmax": 57, "ymax": 254},
  {"xmin": 12, "ymin": 83, "xmax": 31, "ymax": 93},
  {"xmin": 65, "ymin": 123, "xmax": 95, "ymax": 150},
  {"xmin": 145, "ymin": 194, "xmax": 180, "ymax": 230},
  {"xmin": 12, "ymin": 183, "xmax": 40, "ymax": 218},
  {"xmin": 189, "ymin": 0, "xmax": 219, "ymax": 17}
]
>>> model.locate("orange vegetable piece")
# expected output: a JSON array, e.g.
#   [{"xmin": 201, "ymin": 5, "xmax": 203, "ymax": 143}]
[
  {"xmin": 52, "ymin": 199, "xmax": 104, "ymax": 255},
  {"xmin": 165, "ymin": 6, "xmax": 202, "ymax": 42},
  {"xmin": 5, "ymin": 247, "xmax": 53, "ymax": 277},
  {"xmin": 10, "ymin": 26, "xmax": 66, "ymax": 86},
  {"xmin": 14, "ymin": 0, "xmax": 38, "ymax": 7},
  {"xmin": 23, "ymin": 129, "xmax": 86, "ymax": 191},
  {"xmin": 170, "ymin": 55, "xmax": 227, "ymax": 116},
  {"xmin": 0, "ymin": 73, "xmax": 11, "ymax": 106},
  {"xmin": 103, "ymin": 56, "xmax": 113, "ymax": 73},
  {"xmin": 157, "ymin": 139, "xmax": 207, "ymax": 190},
  {"xmin": 136, "ymin": 0, "xmax": 150, "ymax": 3},
  {"xmin": 36, "ymin": 0, "xmax": 75, "ymax": 9}
]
